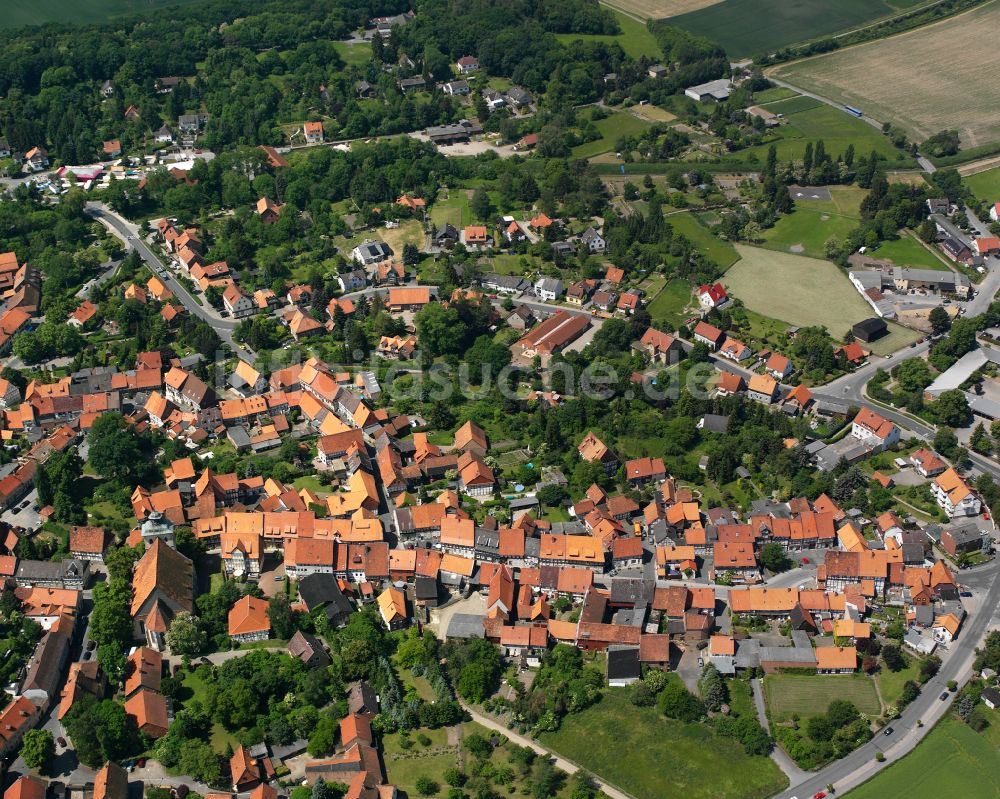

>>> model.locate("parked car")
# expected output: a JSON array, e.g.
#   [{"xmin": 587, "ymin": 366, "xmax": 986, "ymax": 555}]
[
  {"xmin": 57, "ymin": 737, "xmax": 66, "ymax": 748},
  {"xmin": 883, "ymin": 726, "xmax": 894, "ymax": 736},
  {"xmin": 86, "ymin": 639, "xmax": 96, "ymax": 651},
  {"xmin": 940, "ymin": 692, "xmax": 950, "ymax": 701}
]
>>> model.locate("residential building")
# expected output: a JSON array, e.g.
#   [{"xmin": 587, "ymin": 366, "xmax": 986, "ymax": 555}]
[
  {"xmin": 698, "ymin": 283, "xmax": 728, "ymax": 310},
  {"xmin": 229, "ymin": 595, "xmax": 271, "ymax": 642},
  {"xmin": 692, "ymin": 321, "xmax": 724, "ymax": 350},
  {"xmin": 223, "ymin": 285, "xmax": 256, "ymax": 319},
  {"xmin": 932, "ymin": 468, "xmax": 981, "ymax": 517},
  {"xmin": 850, "ymin": 408, "xmax": 900, "ymax": 451}
]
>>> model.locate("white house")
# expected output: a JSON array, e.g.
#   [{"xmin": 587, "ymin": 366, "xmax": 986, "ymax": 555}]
[
  {"xmin": 580, "ymin": 227, "xmax": 606, "ymax": 253},
  {"xmin": 456, "ymin": 56, "xmax": 479, "ymax": 73},
  {"xmin": 351, "ymin": 240, "xmax": 393, "ymax": 266},
  {"xmin": 931, "ymin": 468, "xmax": 982, "ymax": 517},
  {"xmin": 850, "ymin": 408, "xmax": 900, "ymax": 451},
  {"xmin": 534, "ymin": 277, "xmax": 564, "ymax": 301},
  {"xmin": 223, "ymin": 284, "xmax": 256, "ymax": 319},
  {"xmin": 154, "ymin": 125, "xmax": 174, "ymax": 144},
  {"xmin": 698, "ymin": 282, "xmax": 728, "ymax": 310},
  {"xmin": 990, "ymin": 202, "xmax": 1000, "ymax": 223}
]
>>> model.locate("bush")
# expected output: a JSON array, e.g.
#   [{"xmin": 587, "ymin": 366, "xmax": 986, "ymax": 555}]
[{"xmin": 415, "ymin": 776, "xmax": 439, "ymax": 796}]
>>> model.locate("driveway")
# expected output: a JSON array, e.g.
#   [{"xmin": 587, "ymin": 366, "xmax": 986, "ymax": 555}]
[
  {"xmin": 675, "ymin": 646, "xmax": 702, "ymax": 693},
  {"xmin": 429, "ymin": 592, "xmax": 486, "ymax": 641}
]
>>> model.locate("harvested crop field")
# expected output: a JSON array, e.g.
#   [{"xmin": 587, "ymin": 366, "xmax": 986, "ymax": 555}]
[
  {"xmin": 601, "ymin": 0, "xmax": 722, "ymax": 21},
  {"xmin": 771, "ymin": 1, "xmax": 1000, "ymax": 148}
]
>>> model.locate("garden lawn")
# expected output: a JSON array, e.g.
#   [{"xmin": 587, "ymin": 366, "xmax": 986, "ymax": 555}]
[
  {"xmin": 554, "ymin": 10, "xmax": 660, "ymax": 59},
  {"xmin": 875, "ymin": 654, "xmax": 922, "ymax": 709},
  {"xmin": 379, "ymin": 219, "xmax": 424, "ymax": 256},
  {"xmin": 964, "ymin": 165, "xmax": 1000, "ymax": 203},
  {"xmin": 291, "ymin": 475, "xmax": 326, "ymax": 493},
  {"xmin": 869, "ymin": 234, "xmax": 952, "ymax": 271},
  {"xmin": 845, "ymin": 717, "xmax": 1000, "ymax": 799},
  {"xmin": 540, "ymin": 689, "xmax": 787, "ymax": 799},
  {"xmin": 430, "ymin": 191, "xmax": 472, "ymax": 230},
  {"xmin": 333, "ymin": 41, "xmax": 372, "ymax": 67},
  {"xmin": 668, "ymin": 211, "xmax": 739, "ymax": 269},
  {"xmin": 764, "ymin": 674, "xmax": 881, "ymax": 722},
  {"xmin": 572, "ymin": 112, "xmax": 653, "ymax": 159},
  {"xmin": 646, "ymin": 278, "xmax": 696, "ymax": 327},
  {"xmin": 180, "ymin": 668, "xmax": 240, "ymax": 753}
]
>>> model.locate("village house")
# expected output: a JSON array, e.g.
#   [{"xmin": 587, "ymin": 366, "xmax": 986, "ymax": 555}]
[
  {"xmin": 229, "ymin": 595, "xmax": 271, "ymax": 643},
  {"xmin": 698, "ymin": 283, "xmax": 728, "ymax": 310},
  {"xmin": 850, "ymin": 408, "xmax": 900, "ymax": 452},
  {"xmin": 223, "ymin": 284, "xmax": 256, "ymax": 319},
  {"xmin": 931, "ymin": 468, "xmax": 981, "ymax": 517},
  {"xmin": 692, "ymin": 321, "xmax": 724, "ymax": 350}
]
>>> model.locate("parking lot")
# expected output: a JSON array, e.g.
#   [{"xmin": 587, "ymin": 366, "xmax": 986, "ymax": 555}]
[{"xmin": 2, "ymin": 488, "xmax": 41, "ymax": 531}]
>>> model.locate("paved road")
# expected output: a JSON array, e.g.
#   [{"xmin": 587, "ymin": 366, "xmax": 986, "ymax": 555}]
[
  {"xmin": 768, "ymin": 78, "xmax": 885, "ymax": 134},
  {"xmin": 460, "ymin": 703, "xmax": 637, "ymax": 799},
  {"xmin": 84, "ymin": 202, "xmax": 240, "ymax": 348},
  {"xmin": 775, "ymin": 561, "xmax": 1000, "ymax": 798}
]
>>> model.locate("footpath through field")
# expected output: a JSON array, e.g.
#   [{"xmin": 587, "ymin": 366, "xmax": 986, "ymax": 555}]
[{"xmin": 459, "ymin": 702, "xmax": 638, "ymax": 799}]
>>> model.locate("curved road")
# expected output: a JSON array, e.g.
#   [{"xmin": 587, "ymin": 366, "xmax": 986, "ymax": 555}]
[
  {"xmin": 776, "ymin": 559, "xmax": 1000, "ymax": 798},
  {"xmin": 85, "ymin": 202, "xmax": 241, "ymax": 347}
]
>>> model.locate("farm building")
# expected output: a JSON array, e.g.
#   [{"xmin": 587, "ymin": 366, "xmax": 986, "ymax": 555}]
[
  {"xmin": 852, "ymin": 318, "xmax": 887, "ymax": 343},
  {"xmin": 684, "ymin": 79, "xmax": 731, "ymax": 102}
]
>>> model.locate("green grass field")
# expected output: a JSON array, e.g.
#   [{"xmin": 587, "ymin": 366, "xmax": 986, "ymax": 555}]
[
  {"xmin": 573, "ymin": 111, "xmax": 653, "ymax": 159},
  {"xmin": 669, "ymin": 211, "xmax": 740, "ymax": 269},
  {"xmin": 726, "ymin": 245, "xmax": 872, "ymax": 339},
  {"xmin": 759, "ymin": 94, "xmax": 823, "ymax": 115},
  {"xmin": 540, "ymin": 689, "xmax": 787, "ymax": 799},
  {"xmin": 752, "ymin": 87, "xmax": 798, "ymax": 104},
  {"xmin": 869, "ymin": 234, "xmax": 952, "ymax": 271},
  {"xmin": 733, "ymin": 102, "xmax": 910, "ymax": 166},
  {"xmin": 430, "ymin": 191, "xmax": 472, "ymax": 229},
  {"xmin": 760, "ymin": 185, "xmax": 867, "ymax": 260},
  {"xmin": 875, "ymin": 654, "xmax": 921, "ymax": 709},
  {"xmin": 760, "ymin": 206, "xmax": 858, "ymax": 259},
  {"xmin": 667, "ymin": 0, "xmax": 898, "ymax": 58},
  {"xmin": 846, "ymin": 718, "xmax": 1000, "ymax": 799},
  {"xmin": 725, "ymin": 244, "xmax": 918, "ymax": 353},
  {"xmin": 334, "ymin": 40, "xmax": 372, "ymax": 67},
  {"xmin": 764, "ymin": 674, "xmax": 882, "ymax": 722},
  {"xmin": 647, "ymin": 278, "xmax": 696, "ymax": 327},
  {"xmin": 555, "ymin": 10, "xmax": 662, "ymax": 59},
  {"xmin": 964, "ymin": 165, "xmax": 1000, "ymax": 203},
  {"xmin": 1, "ymin": 0, "xmax": 199, "ymax": 28}
]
